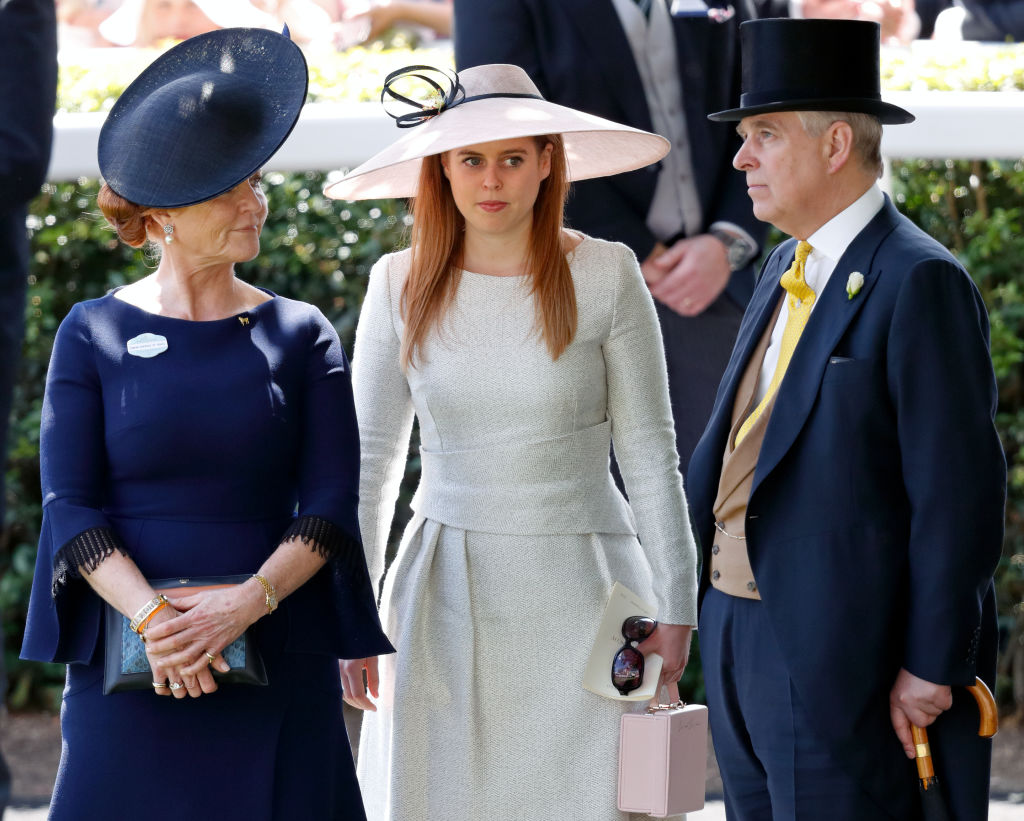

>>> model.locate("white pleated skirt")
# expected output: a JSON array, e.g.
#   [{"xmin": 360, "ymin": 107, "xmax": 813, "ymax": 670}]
[{"xmin": 356, "ymin": 514, "xmax": 676, "ymax": 821}]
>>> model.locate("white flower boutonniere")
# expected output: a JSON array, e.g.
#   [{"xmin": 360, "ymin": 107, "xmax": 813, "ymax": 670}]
[{"xmin": 846, "ymin": 271, "xmax": 865, "ymax": 301}]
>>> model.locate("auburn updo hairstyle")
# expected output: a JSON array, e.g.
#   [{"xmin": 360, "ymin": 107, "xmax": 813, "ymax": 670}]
[{"xmin": 97, "ymin": 183, "xmax": 152, "ymax": 248}]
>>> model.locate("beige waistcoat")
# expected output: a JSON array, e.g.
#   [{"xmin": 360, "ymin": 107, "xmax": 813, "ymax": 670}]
[{"xmin": 709, "ymin": 299, "xmax": 784, "ymax": 600}]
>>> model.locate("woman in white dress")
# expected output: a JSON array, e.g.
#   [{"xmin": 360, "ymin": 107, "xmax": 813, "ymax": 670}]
[{"xmin": 325, "ymin": 64, "xmax": 700, "ymax": 820}]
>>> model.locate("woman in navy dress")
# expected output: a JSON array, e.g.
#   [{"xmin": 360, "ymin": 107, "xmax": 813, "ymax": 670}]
[{"xmin": 20, "ymin": 27, "xmax": 392, "ymax": 820}]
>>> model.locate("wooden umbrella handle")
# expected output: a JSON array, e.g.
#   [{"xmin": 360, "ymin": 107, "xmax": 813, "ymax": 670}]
[
  {"xmin": 911, "ymin": 725, "xmax": 936, "ymax": 782},
  {"xmin": 967, "ymin": 676, "xmax": 998, "ymax": 738},
  {"xmin": 911, "ymin": 677, "xmax": 998, "ymax": 783}
]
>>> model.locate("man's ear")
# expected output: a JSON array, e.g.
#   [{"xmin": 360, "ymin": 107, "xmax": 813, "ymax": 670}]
[{"xmin": 824, "ymin": 120, "xmax": 854, "ymax": 176}]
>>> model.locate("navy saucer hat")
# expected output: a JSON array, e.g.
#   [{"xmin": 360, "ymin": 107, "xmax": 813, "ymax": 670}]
[
  {"xmin": 708, "ymin": 19, "xmax": 914, "ymax": 124},
  {"xmin": 98, "ymin": 27, "xmax": 308, "ymax": 209}
]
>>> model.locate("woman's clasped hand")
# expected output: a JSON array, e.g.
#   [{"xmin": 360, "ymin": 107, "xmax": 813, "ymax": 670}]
[{"xmin": 142, "ymin": 584, "xmax": 269, "ymax": 697}]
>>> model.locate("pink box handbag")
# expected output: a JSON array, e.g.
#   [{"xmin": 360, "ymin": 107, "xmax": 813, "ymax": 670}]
[{"xmin": 617, "ymin": 683, "xmax": 708, "ymax": 817}]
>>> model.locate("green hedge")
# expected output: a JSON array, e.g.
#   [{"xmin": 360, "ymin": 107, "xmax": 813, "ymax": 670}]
[{"xmin": 3, "ymin": 43, "xmax": 1024, "ymax": 713}]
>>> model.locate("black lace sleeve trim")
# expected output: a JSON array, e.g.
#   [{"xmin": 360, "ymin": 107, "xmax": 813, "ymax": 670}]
[
  {"xmin": 51, "ymin": 527, "xmax": 129, "ymax": 596},
  {"xmin": 281, "ymin": 515, "xmax": 362, "ymax": 572}
]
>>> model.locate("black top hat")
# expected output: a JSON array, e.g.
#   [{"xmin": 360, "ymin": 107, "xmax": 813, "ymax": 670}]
[
  {"xmin": 708, "ymin": 19, "xmax": 913, "ymax": 124},
  {"xmin": 98, "ymin": 27, "xmax": 308, "ymax": 209}
]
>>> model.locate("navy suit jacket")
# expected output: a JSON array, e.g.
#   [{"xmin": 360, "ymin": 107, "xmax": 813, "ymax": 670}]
[
  {"xmin": 0, "ymin": 0, "xmax": 56, "ymax": 510},
  {"xmin": 453, "ymin": 0, "xmax": 766, "ymax": 307},
  {"xmin": 687, "ymin": 196, "xmax": 1005, "ymax": 817},
  {"xmin": 0, "ymin": 0, "xmax": 57, "ymax": 327},
  {"xmin": 0, "ymin": 0, "xmax": 57, "ymax": 215}
]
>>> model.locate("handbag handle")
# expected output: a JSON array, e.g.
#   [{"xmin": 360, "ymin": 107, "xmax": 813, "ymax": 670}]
[{"xmin": 647, "ymin": 680, "xmax": 684, "ymax": 713}]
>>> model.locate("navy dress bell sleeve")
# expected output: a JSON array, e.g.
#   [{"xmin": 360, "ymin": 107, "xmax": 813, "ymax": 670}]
[
  {"xmin": 22, "ymin": 303, "xmax": 128, "ymax": 664},
  {"xmin": 277, "ymin": 308, "xmax": 394, "ymax": 660}
]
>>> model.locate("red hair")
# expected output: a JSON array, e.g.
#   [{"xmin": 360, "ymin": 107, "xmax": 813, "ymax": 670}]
[{"xmin": 400, "ymin": 135, "xmax": 575, "ymax": 369}]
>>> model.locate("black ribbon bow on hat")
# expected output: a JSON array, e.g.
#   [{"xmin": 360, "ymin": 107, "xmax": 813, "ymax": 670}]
[
  {"xmin": 381, "ymin": 65, "xmax": 465, "ymax": 128},
  {"xmin": 381, "ymin": 65, "xmax": 544, "ymax": 129}
]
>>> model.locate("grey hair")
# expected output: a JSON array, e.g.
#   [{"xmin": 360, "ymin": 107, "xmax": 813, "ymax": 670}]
[{"xmin": 797, "ymin": 110, "xmax": 883, "ymax": 178}]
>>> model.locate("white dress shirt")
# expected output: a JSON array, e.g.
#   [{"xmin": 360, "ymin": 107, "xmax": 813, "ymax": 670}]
[{"xmin": 753, "ymin": 185, "xmax": 885, "ymax": 404}]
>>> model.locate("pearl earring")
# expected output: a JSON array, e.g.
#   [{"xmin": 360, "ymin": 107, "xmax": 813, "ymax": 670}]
[{"xmin": 163, "ymin": 224, "xmax": 174, "ymax": 244}]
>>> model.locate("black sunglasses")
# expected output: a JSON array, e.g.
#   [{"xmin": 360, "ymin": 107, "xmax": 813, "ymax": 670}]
[{"xmin": 611, "ymin": 616, "xmax": 657, "ymax": 695}]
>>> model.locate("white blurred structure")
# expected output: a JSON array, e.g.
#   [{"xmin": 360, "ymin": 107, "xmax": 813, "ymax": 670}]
[{"xmin": 46, "ymin": 90, "xmax": 1024, "ymax": 183}]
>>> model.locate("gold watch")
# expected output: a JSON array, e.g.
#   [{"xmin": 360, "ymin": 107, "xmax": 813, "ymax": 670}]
[{"xmin": 252, "ymin": 573, "xmax": 277, "ymax": 614}]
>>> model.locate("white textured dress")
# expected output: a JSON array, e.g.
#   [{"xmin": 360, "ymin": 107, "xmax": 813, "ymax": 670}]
[{"xmin": 352, "ymin": 235, "xmax": 699, "ymax": 821}]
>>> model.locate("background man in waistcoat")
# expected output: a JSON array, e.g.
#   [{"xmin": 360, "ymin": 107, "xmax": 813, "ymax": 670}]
[
  {"xmin": 454, "ymin": 0, "xmax": 767, "ymax": 475},
  {"xmin": 0, "ymin": 1, "xmax": 58, "ymax": 811},
  {"xmin": 686, "ymin": 18, "xmax": 1005, "ymax": 820}
]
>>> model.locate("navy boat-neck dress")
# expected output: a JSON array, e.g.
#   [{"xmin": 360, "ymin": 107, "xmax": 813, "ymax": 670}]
[{"xmin": 21, "ymin": 289, "xmax": 393, "ymax": 820}]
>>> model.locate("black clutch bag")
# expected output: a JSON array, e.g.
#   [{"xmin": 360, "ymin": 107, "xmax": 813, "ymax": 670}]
[{"xmin": 103, "ymin": 574, "xmax": 268, "ymax": 695}]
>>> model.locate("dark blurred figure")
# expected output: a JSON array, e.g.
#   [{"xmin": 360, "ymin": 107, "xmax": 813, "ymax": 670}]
[
  {"xmin": 455, "ymin": 0, "xmax": 767, "ymax": 479},
  {"xmin": 0, "ymin": 1, "xmax": 58, "ymax": 814}
]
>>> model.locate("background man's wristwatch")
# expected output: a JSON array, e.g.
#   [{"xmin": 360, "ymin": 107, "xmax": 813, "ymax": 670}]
[{"xmin": 710, "ymin": 227, "xmax": 758, "ymax": 271}]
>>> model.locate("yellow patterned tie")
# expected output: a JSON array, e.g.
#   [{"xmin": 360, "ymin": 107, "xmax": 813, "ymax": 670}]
[{"xmin": 734, "ymin": 241, "xmax": 815, "ymax": 447}]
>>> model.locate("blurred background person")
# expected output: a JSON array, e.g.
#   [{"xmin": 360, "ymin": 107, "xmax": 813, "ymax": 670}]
[
  {"xmin": 98, "ymin": 0, "xmax": 275, "ymax": 46},
  {"xmin": 97, "ymin": 0, "xmax": 336, "ymax": 48},
  {"xmin": 255, "ymin": 0, "xmax": 337, "ymax": 47},
  {"xmin": 933, "ymin": 0, "xmax": 1023, "ymax": 40},
  {"xmin": 57, "ymin": 0, "xmax": 124, "ymax": 48},
  {"xmin": 751, "ymin": 0, "xmax": 922, "ymax": 44},
  {"xmin": 0, "ymin": 0, "xmax": 57, "ymax": 811},
  {"xmin": 326, "ymin": 0, "xmax": 452, "ymax": 48}
]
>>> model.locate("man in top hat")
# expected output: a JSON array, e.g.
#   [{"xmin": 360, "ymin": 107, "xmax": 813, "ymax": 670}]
[{"xmin": 686, "ymin": 18, "xmax": 1005, "ymax": 820}]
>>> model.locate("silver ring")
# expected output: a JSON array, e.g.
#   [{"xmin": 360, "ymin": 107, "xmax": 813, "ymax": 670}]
[{"xmin": 169, "ymin": 681, "xmax": 183, "ymax": 691}]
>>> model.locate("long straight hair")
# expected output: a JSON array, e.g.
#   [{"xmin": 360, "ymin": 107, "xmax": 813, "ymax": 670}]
[{"xmin": 399, "ymin": 134, "xmax": 576, "ymax": 369}]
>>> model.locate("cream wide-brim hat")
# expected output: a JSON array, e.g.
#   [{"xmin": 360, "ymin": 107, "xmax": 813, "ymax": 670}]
[{"xmin": 323, "ymin": 64, "xmax": 670, "ymax": 202}]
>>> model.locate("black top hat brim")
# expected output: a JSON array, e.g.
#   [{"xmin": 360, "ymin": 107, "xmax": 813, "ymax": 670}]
[
  {"xmin": 708, "ymin": 19, "xmax": 914, "ymax": 126},
  {"xmin": 709, "ymin": 96, "xmax": 914, "ymax": 124},
  {"xmin": 98, "ymin": 27, "xmax": 308, "ymax": 209}
]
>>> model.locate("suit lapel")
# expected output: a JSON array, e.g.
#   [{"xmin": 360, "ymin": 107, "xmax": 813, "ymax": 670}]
[
  {"xmin": 561, "ymin": 0, "xmax": 654, "ymax": 131},
  {"xmin": 752, "ymin": 199, "xmax": 903, "ymax": 491}
]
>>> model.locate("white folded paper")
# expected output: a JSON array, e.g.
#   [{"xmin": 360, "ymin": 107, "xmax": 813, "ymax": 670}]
[{"xmin": 583, "ymin": 582, "xmax": 663, "ymax": 701}]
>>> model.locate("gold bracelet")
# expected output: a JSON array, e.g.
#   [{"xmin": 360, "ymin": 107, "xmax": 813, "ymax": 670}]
[
  {"xmin": 252, "ymin": 574, "xmax": 277, "ymax": 614},
  {"xmin": 129, "ymin": 594, "xmax": 170, "ymax": 634}
]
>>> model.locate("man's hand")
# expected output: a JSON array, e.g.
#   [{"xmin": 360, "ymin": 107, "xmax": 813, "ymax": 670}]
[
  {"xmin": 641, "ymin": 234, "xmax": 731, "ymax": 317},
  {"xmin": 889, "ymin": 667, "xmax": 953, "ymax": 758}
]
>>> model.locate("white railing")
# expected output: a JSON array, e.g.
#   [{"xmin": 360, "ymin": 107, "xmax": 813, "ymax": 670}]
[{"xmin": 47, "ymin": 91, "xmax": 1024, "ymax": 182}]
